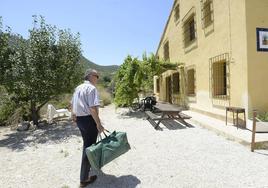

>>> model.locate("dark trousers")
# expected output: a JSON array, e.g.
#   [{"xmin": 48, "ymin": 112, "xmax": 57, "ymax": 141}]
[{"xmin": 76, "ymin": 115, "xmax": 98, "ymax": 182}]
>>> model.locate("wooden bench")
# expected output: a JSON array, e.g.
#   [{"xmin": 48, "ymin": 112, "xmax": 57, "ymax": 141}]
[
  {"xmin": 145, "ymin": 111, "xmax": 164, "ymax": 120},
  {"xmin": 144, "ymin": 111, "xmax": 161, "ymax": 129},
  {"xmin": 145, "ymin": 111, "xmax": 192, "ymax": 129},
  {"xmin": 178, "ymin": 113, "xmax": 191, "ymax": 119}
]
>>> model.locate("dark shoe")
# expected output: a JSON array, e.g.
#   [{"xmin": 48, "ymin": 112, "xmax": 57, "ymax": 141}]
[{"xmin": 80, "ymin": 175, "xmax": 97, "ymax": 187}]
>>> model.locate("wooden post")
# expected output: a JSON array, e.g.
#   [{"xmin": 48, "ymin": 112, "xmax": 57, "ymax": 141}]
[
  {"xmin": 251, "ymin": 110, "xmax": 257, "ymax": 152},
  {"xmin": 236, "ymin": 111, "xmax": 239, "ymax": 129},
  {"xmin": 226, "ymin": 108, "xmax": 227, "ymax": 125}
]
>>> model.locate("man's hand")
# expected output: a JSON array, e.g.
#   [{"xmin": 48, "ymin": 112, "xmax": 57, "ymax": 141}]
[
  {"xmin": 72, "ymin": 114, "xmax": 77, "ymax": 123},
  {"xmin": 89, "ymin": 106, "xmax": 104, "ymax": 133},
  {"xmin": 97, "ymin": 124, "xmax": 104, "ymax": 133}
]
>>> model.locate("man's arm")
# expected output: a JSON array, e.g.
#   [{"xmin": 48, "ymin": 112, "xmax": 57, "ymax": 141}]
[
  {"xmin": 69, "ymin": 99, "xmax": 77, "ymax": 124},
  {"xmin": 89, "ymin": 106, "xmax": 104, "ymax": 133}
]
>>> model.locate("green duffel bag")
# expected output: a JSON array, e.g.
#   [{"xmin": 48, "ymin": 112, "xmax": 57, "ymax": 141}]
[{"xmin": 85, "ymin": 131, "xmax": 131, "ymax": 170}]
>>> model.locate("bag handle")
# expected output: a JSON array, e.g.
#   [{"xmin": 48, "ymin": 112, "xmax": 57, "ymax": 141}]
[
  {"xmin": 104, "ymin": 129, "xmax": 110, "ymax": 134},
  {"xmin": 97, "ymin": 129, "xmax": 111, "ymax": 141}
]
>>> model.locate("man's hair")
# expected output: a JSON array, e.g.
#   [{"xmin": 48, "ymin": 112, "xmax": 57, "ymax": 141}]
[{"xmin": 84, "ymin": 69, "xmax": 98, "ymax": 80}]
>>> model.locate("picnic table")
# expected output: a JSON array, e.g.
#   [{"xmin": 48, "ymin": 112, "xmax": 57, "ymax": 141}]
[{"xmin": 145, "ymin": 102, "xmax": 191, "ymax": 130}]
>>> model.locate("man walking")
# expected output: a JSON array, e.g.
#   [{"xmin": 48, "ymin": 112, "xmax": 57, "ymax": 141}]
[{"xmin": 71, "ymin": 69, "xmax": 104, "ymax": 187}]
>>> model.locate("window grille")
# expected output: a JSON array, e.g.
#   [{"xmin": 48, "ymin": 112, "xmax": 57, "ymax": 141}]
[
  {"xmin": 174, "ymin": 4, "xmax": 180, "ymax": 22},
  {"xmin": 187, "ymin": 69, "xmax": 195, "ymax": 95},
  {"xmin": 210, "ymin": 53, "xmax": 230, "ymax": 100},
  {"xmin": 201, "ymin": 0, "xmax": 213, "ymax": 28},
  {"xmin": 156, "ymin": 78, "xmax": 160, "ymax": 93},
  {"xmin": 163, "ymin": 41, "xmax": 170, "ymax": 61},
  {"xmin": 183, "ymin": 15, "xmax": 196, "ymax": 47},
  {"xmin": 172, "ymin": 72, "xmax": 180, "ymax": 93}
]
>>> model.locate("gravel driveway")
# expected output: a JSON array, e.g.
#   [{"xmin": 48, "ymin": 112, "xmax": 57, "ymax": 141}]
[{"xmin": 0, "ymin": 104, "xmax": 268, "ymax": 188}]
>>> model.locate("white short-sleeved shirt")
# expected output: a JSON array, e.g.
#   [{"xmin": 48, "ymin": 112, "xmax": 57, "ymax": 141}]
[{"xmin": 71, "ymin": 81, "xmax": 100, "ymax": 116}]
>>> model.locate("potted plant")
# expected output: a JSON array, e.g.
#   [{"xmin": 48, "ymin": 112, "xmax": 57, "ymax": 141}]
[{"xmin": 247, "ymin": 111, "xmax": 268, "ymax": 132}]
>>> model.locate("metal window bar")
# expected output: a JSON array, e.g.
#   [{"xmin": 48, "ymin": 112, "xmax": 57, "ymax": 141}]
[
  {"xmin": 213, "ymin": 62, "xmax": 226, "ymax": 96},
  {"xmin": 210, "ymin": 53, "xmax": 230, "ymax": 100},
  {"xmin": 201, "ymin": 0, "xmax": 213, "ymax": 28},
  {"xmin": 183, "ymin": 15, "xmax": 196, "ymax": 48},
  {"xmin": 163, "ymin": 41, "xmax": 170, "ymax": 61},
  {"xmin": 174, "ymin": 4, "xmax": 180, "ymax": 22},
  {"xmin": 189, "ymin": 19, "xmax": 195, "ymax": 41},
  {"xmin": 172, "ymin": 72, "xmax": 180, "ymax": 93},
  {"xmin": 156, "ymin": 78, "xmax": 160, "ymax": 93},
  {"xmin": 187, "ymin": 69, "xmax": 195, "ymax": 95}
]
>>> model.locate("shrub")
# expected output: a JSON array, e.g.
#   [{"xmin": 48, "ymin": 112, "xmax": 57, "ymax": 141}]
[
  {"xmin": 38, "ymin": 84, "xmax": 112, "ymax": 117},
  {"xmin": 257, "ymin": 112, "xmax": 268, "ymax": 122},
  {"xmin": 97, "ymin": 85, "xmax": 112, "ymax": 106},
  {"xmin": 0, "ymin": 101, "xmax": 16, "ymax": 126},
  {"xmin": 0, "ymin": 87, "xmax": 16, "ymax": 126},
  {"xmin": 52, "ymin": 94, "xmax": 73, "ymax": 109}
]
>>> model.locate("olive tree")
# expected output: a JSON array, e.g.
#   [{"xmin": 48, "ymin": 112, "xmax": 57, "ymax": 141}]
[
  {"xmin": 0, "ymin": 17, "xmax": 12, "ymax": 83},
  {"xmin": 114, "ymin": 53, "xmax": 178, "ymax": 107},
  {"xmin": 0, "ymin": 16, "xmax": 83, "ymax": 126}
]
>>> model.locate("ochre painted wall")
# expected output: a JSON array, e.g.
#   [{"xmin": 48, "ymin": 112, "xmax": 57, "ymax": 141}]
[
  {"xmin": 156, "ymin": 0, "xmax": 250, "ymax": 118},
  {"xmin": 246, "ymin": 0, "xmax": 268, "ymax": 115}
]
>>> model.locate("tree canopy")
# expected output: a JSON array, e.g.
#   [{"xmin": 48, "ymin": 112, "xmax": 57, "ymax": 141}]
[
  {"xmin": 0, "ymin": 16, "xmax": 83, "ymax": 125},
  {"xmin": 114, "ymin": 53, "xmax": 179, "ymax": 107}
]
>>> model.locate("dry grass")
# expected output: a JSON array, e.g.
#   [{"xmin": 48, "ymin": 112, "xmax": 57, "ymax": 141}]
[{"xmin": 97, "ymin": 85, "xmax": 112, "ymax": 106}]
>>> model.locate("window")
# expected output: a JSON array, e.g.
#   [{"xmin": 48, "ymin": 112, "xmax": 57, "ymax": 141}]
[
  {"xmin": 189, "ymin": 19, "xmax": 195, "ymax": 41},
  {"xmin": 202, "ymin": 0, "xmax": 213, "ymax": 28},
  {"xmin": 163, "ymin": 41, "xmax": 170, "ymax": 61},
  {"xmin": 156, "ymin": 78, "xmax": 160, "ymax": 93},
  {"xmin": 212, "ymin": 61, "xmax": 227, "ymax": 97},
  {"xmin": 174, "ymin": 4, "xmax": 180, "ymax": 23},
  {"xmin": 210, "ymin": 53, "xmax": 229, "ymax": 100},
  {"xmin": 187, "ymin": 69, "xmax": 195, "ymax": 95},
  {"xmin": 172, "ymin": 72, "xmax": 180, "ymax": 93},
  {"xmin": 183, "ymin": 15, "xmax": 196, "ymax": 47}
]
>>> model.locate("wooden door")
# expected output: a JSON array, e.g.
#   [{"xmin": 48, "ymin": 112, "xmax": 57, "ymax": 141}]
[{"xmin": 166, "ymin": 76, "xmax": 172, "ymax": 103}]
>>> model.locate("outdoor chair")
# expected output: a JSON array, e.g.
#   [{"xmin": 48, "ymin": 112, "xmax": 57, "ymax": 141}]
[
  {"xmin": 142, "ymin": 96, "xmax": 157, "ymax": 111},
  {"xmin": 47, "ymin": 104, "xmax": 71, "ymax": 124}
]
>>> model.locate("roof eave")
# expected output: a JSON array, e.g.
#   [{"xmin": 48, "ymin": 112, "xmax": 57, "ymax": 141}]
[{"xmin": 155, "ymin": 0, "xmax": 177, "ymax": 56}]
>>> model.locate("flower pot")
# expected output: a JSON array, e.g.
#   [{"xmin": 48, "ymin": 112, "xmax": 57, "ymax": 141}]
[{"xmin": 247, "ymin": 119, "xmax": 268, "ymax": 133}]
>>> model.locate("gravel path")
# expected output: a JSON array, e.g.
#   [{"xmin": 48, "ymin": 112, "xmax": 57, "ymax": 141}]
[{"xmin": 0, "ymin": 104, "xmax": 268, "ymax": 188}]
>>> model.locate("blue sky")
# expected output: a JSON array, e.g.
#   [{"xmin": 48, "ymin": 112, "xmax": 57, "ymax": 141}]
[{"xmin": 0, "ymin": 0, "xmax": 173, "ymax": 65}]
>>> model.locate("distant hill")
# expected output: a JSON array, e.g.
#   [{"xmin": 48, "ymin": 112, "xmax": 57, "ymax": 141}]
[
  {"xmin": 79, "ymin": 56, "xmax": 119, "ymax": 76},
  {"xmin": 7, "ymin": 34, "xmax": 119, "ymax": 79},
  {"xmin": 7, "ymin": 34, "xmax": 119, "ymax": 75}
]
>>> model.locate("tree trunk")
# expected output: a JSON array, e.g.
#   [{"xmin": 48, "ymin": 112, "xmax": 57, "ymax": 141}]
[{"xmin": 31, "ymin": 102, "xmax": 39, "ymax": 126}]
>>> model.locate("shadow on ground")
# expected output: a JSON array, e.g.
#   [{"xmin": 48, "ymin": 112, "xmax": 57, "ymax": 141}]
[
  {"xmin": 0, "ymin": 120, "xmax": 80, "ymax": 151},
  {"xmin": 88, "ymin": 173, "xmax": 141, "ymax": 188},
  {"xmin": 117, "ymin": 109, "xmax": 147, "ymax": 119},
  {"xmin": 117, "ymin": 108, "xmax": 196, "ymax": 131},
  {"xmin": 255, "ymin": 150, "xmax": 268, "ymax": 156},
  {"xmin": 161, "ymin": 120, "xmax": 188, "ymax": 130},
  {"xmin": 155, "ymin": 120, "xmax": 195, "ymax": 130}
]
